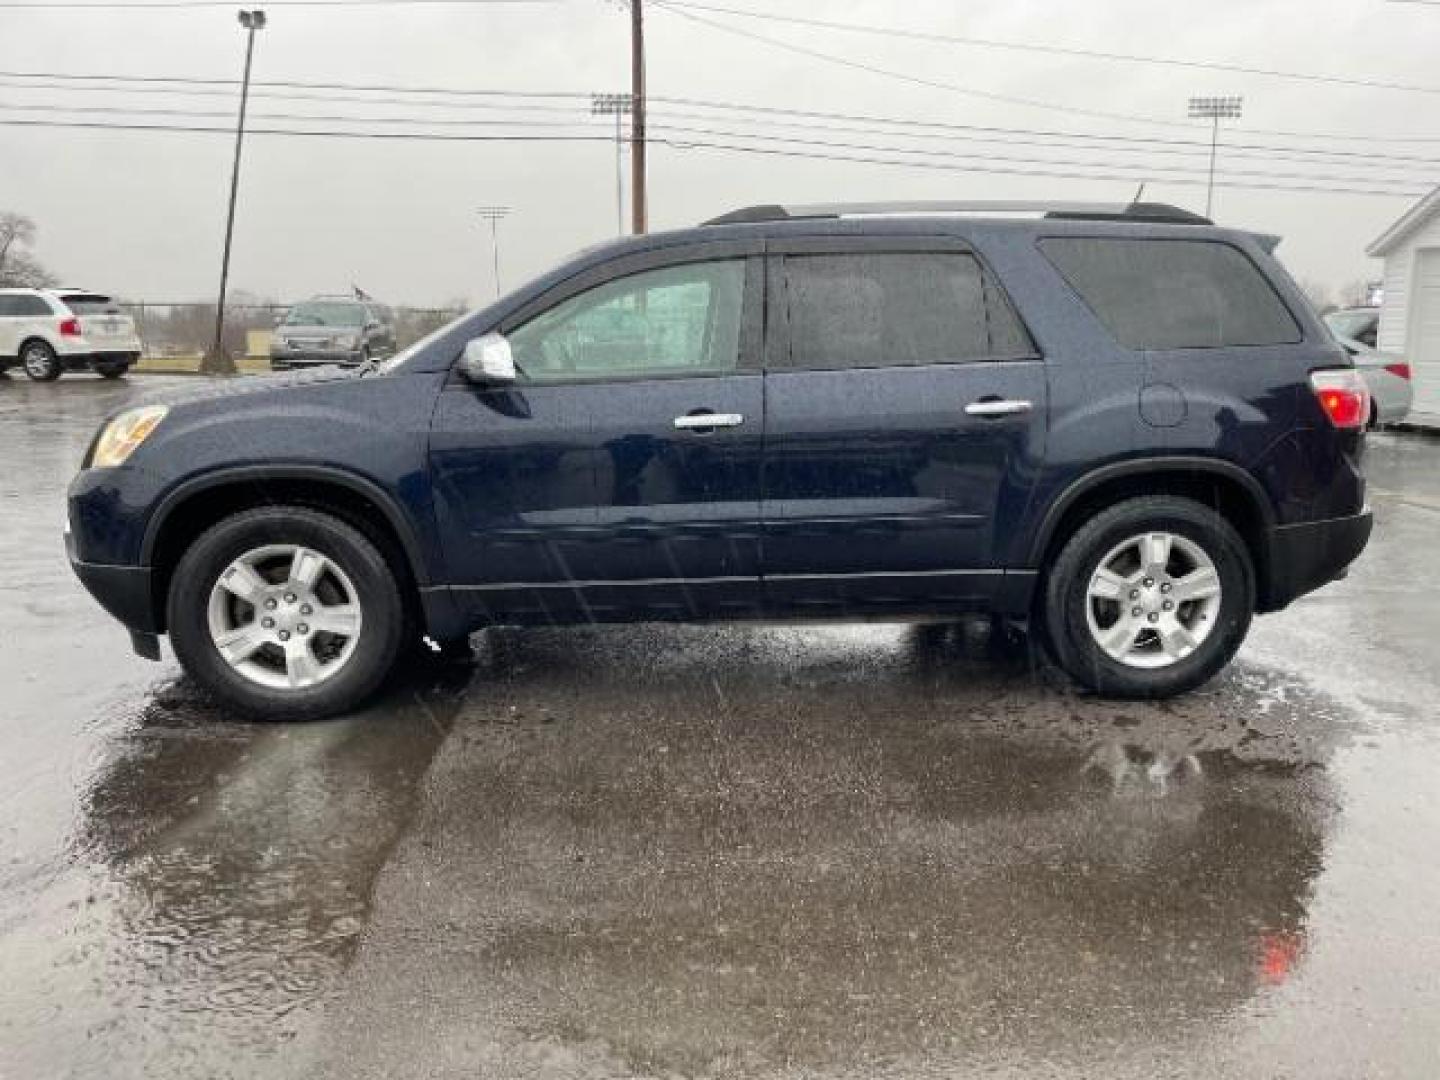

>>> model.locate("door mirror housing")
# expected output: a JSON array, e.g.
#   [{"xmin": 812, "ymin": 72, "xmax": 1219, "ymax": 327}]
[{"xmin": 460, "ymin": 332, "xmax": 518, "ymax": 386}]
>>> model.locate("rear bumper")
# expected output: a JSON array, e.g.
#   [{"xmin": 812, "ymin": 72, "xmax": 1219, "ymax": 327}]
[
  {"xmin": 1261, "ymin": 508, "xmax": 1373, "ymax": 612},
  {"xmin": 61, "ymin": 351, "xmax": 139, "ymax": 371}
]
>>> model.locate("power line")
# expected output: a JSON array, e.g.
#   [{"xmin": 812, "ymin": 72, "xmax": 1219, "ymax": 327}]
[
  {"xmin": 652, "ymin": 1, "xmax": 1440, "ymax": 146},
  {"xmin": 6, "ymin": 97, "xmax": 1436, "ymax": 180},
  {"xmin": 0, "ymin": 115, "xmax": 1425, "ymax": 198},
  {"xmin": 664, "ymin": 0, "xmax": 1440, "ymax": 97},
  {"xmin": 6, "ymin": 66, "xmax": 1440, "ymax": 151}
]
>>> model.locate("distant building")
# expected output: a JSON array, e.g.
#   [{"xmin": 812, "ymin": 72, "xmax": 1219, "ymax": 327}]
[{"xmin": 1367, "ymin": 184, "xmax": 1440, "ymax": 416}]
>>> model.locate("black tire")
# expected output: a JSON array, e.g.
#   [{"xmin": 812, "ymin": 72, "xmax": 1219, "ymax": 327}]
[
  {"xmin": 1041, "ymin": 495, "xmax": 1255, "ymax": 698},
  {"xmin": 21, "ymin": 341, "xmax": 62, "ymax": 382},
  {"xmin": 167, "ymin": 506, "xmax": 406, "ymax": 720},
  {"xmin": 93, "ymin": 360, "xmax": 129, "ymax": 379}
]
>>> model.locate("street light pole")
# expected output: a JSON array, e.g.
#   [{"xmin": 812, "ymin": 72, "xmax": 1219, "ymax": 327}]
[
  {"xmin": 1187, "ymin": 95, "xmax": 1243, "ymax": 219},
  {"xmin": 476, "ymin": 206, "xmax": 511, "ymax": 300},
  {"xmin": 591, "ymin": 92, "xmax": 633, "ymax": 236},
  {"xmin": 205, "ymin": 8, "xmax": 266, "ymax": 375}
]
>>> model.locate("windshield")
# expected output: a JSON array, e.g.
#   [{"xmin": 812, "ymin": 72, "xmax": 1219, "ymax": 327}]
[
  {"xmin": 377, "ymin": 308, "xmax": 473, "ymax": 373},
  {"xmin": 283, "ymin": 301, "xmax": 367, "ymax": 328}
]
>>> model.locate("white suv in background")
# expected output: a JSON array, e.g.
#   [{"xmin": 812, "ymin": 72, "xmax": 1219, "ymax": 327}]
[{"xmin": 0, "ymin": 288, "xmax": 143, "ymax": 381}]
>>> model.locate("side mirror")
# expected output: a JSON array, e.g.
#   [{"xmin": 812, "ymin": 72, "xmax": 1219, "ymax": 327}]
[
  {"xmin": 365, "ymin": 320, "xmax": 380, "ymax": 331},
  {"xmin": 460, "ymin": 332, "xmax": 517, "ymax": 386}
]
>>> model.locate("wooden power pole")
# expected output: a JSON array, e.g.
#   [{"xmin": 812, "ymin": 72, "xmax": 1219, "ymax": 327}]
[{"xmin": 629, "ymin": 0, "xmax": 647, "ymax": 234}]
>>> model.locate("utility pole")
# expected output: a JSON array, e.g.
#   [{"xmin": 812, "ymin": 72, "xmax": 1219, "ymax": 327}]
[
  {"xmin": 629, "ymin": 0, "xmax": 647, "ymax": 234},
  {"xmin": 1187, "ymin": 95, "xmax": 1243, "ymax": 219},
  {"xmin": 591, "ymin": 92, "xmax": 633, "ymax": 236},
  {"xmin": 205, "ymin": 8, "xmax": 266, "ymax": 375},
  {"xmin": 476, "ymin": 206, "xmax": 511, "ymax": 300}
]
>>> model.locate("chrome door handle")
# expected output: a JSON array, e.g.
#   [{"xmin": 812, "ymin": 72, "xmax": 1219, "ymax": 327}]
[
  {"xmin": 673, "ymin": 412, "xmax": 744, "ymax": 430},
  {"xmin": 964, "ymin": 399, "xmax": 1033, "ymax": 417}
]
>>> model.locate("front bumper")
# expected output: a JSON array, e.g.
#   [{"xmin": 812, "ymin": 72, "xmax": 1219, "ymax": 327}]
[
  {"xmin": 271, "ymin": 349, "xmax": 365, "ymax": 369},
  {"xmin": 1261, "ymin": 508, "xmax": 1373, "ymax": 612},
  {"xmin": 66, "ymin": 525, "xmax": 157, "ymax": 632}
]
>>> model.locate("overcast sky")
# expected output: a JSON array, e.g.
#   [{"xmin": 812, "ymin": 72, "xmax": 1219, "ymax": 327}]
[{"xmin": 1, "ymin": 0, "xmax": 1437, "ymax": 307}]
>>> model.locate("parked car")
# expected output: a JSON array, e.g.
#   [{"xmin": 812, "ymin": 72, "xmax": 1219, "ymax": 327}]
[
  {"xmin": 1323, "ymin": 307, "xmax": 1413, "ymax": 425},
  {"xmin": 67, "ymin": 200, "xmax": 1373, "ymax": 719},
  {"xmin": 0, "ymin": 288, "xmax": 141, "ymax": 380},
  {"xmin": 270, "ymin": 296, "xmax": 395, "ymax": 369}
]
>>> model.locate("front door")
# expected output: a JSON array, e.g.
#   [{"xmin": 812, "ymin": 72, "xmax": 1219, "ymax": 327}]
[
  {"xmin": 761, "ymin": 240, "xmax": 1047, "ymax": 614},
  {"xmin": 431, "ymin": 249, "xmax": 765, "ymax": 623}
]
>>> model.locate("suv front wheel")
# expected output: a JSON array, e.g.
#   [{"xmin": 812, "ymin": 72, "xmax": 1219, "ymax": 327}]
[
  {"xmin": 1042, "ymin": 496, "xmax": 1255, "ymax": 698},
  {"xmin": 167, "ymin": 506, "xmax": 405, "ymax": 719}
]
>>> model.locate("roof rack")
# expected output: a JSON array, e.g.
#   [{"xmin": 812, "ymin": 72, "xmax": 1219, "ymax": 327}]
[{"xmin": 703, "ymin": 200, "xmax": 1211, "ymax": 227}]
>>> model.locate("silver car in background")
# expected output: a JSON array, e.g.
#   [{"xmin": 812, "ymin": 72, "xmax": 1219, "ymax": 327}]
[
  {"xmin": 270, "ymin": 296, "xmax": 395, "ymax": 370},
  {"xmin": 1324, "ymin": 307, "xmax": 1413, "ymax": 426}
]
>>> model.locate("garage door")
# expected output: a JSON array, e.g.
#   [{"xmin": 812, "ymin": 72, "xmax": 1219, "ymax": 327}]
[{"xmin": 1413, "ymin": 248, "xmax": 1440, "ymax": 415}]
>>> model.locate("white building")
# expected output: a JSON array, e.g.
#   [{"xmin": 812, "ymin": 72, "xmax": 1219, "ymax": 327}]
[{"xmin": 1367, "ymin": 184, "xmax": 1440, "ymax": 417}]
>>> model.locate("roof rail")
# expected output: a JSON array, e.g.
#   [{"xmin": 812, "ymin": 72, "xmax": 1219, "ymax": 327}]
[{"xmin": 703, "ymin": 200, "xmax": 1212, "ymax": 227}]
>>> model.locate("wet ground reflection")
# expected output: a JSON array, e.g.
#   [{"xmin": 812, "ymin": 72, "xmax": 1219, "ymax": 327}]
[
  {"xmin": 317, "ymin": 622, "xmax": 1344, "ymax": 1077},
  {"xmin": 0, "ymin": 660, "xmax": 471, "ymax": 1078}
]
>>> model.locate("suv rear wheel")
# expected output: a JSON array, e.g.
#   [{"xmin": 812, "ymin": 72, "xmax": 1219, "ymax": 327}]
[
  {"xmin": 1042, "ymin": 495, "xmax": 1254, "ymax": 698},
  {"xmin": 21, "ymin": 341, "xmax": 62, "ymax": 381},
  {"xmin": 167, "ymin": 506, "xmax": 405, "ymax": 719}
]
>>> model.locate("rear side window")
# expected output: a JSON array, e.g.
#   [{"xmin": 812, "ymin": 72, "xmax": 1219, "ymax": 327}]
[
  {"xmin": 1039, "ymin": 238, "xmax": 1301, "ymax": 350},
  {"xmin": 3, "ymin": 294, "xmax": 55, "ymax": 317},
  {"xmin": 779, "ymin": 252, "xmax": 1033, "ymax": 371}
]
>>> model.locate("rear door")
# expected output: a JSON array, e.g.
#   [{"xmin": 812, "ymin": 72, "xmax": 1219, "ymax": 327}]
[{"xmin": 761, "ymin": 238, "xmax": 1047, "ymax": 614}]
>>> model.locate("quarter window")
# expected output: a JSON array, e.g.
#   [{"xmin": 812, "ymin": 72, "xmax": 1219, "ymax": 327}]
[
  {"xmin": 1, "ymin": 295, "xmax": 53, "ymax": 317},
  {"xmin": 509, "ymin": 260, "xmax": 746, "ymax": 382},
  {"xmin": 1039, "ymin": 237, "xmax": 1301, "ymax": 350},
  {"xmin": 779, "ymin": 253, "xmax": 1033, "ymax": 371}
]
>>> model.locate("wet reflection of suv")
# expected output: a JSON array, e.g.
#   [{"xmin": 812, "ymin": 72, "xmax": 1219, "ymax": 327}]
[
  {"xmin": 270, "ymin": 296, "xmax": 394, "ymax": 369},
  {"xmin": 67, "ymin": 201, "xmax": 1373, "ymax": 719}
]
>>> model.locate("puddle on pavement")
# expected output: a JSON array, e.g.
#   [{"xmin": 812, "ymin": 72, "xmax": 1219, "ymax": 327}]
[
  {"xmin": 316, "ymin": 621, "xmax": 1347, "ymax": 1079},
  {"xmin": 0, "ymin": 657, "xmax": 473, "ymax": 1079}
]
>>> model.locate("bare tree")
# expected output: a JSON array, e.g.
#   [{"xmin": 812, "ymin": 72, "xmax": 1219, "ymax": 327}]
[
  {"xmin": 1297, "ymin": 277, "xmax": 1337, "ymax": 316},
  {"xmin": 0, "ymin": 212, "xmax": 59, "ymax": 288}
]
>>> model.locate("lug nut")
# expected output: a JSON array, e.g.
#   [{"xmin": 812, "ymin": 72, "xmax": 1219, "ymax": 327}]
[
  {"xmin": 1143, "ymin": 577, "xmax": 1155, "ymax": 588},
  {"xmin": 261, "ymin": 617, "xmax": 275, "ymax": 629},
  {"xmin": 284, "ymin": 593, "xmax": 297, "ymax": 604},
  {"xmin": 1163, "ymin": 601, "xmax": 1174, "ymax": 611},
  {"xmin": 300, "ymin": 604, "xmax": 313, "ymax": 616},
  {"xmin": 1131, "ymin": 607, "xmax": 1143, "ymax": 618},
  {"xmin": 264, "ymin": 598, "xmax": 277, "ymax": 610},
  {"xmin": 1129, "ymin": 589, "xmax": 1140, "ymax": 600},
  {"xmin": 278, "ymin": 630, "xmax": 291, "ymax": 641},
  {"xmin": 1160, "ymin": 582, "xmax": 1172, "ymax": 593},
  {"xmin": 1147, "ymin": 613, "xmax": 1159, "ymax": 623},
  {"xmin": 297, "ymin": 623, "xmax": 309, "ymax": 635}
]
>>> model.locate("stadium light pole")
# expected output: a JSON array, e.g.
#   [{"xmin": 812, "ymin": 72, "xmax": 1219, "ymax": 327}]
[
  {"xmin": 205, "ymin": 8, "xmax": 266, "ymax": 375},
  {"xmin": 1187, "ymin": 95, "xmax": 1243, "ymax": 218},
  {"xmin": 591, "ymin": 92, "xmax": 633, "ymax": 236},
  {"xmin": 476, "ymin": 206, "xmax": 511, "ymax": 300}
]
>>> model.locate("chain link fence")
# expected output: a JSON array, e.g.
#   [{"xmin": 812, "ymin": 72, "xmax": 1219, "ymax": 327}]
[{"xmin": 120, "ymin": 302, "xmax": 466, "ymax": 360}]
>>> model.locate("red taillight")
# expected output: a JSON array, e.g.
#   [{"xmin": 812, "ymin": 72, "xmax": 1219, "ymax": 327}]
[
  {"xmin": 1310, "ymin": 369, "xmax": 1370, "ymax": 429},
  {"xmin": 59, "ymin": 318, "xmax": 82, "ymax": 337},
  {"xmin": 1384, "ymin": 361, "xmax": 1411, "ymax": 380}
]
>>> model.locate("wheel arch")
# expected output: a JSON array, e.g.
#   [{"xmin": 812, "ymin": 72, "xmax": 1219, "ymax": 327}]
[
  {"xmin": 143, "ymin": 466, "xmax": 430, "ymax": 633},
  {"xmin": 1030, "ymin": 457, "xmax": 1276, "ymax": 607}
]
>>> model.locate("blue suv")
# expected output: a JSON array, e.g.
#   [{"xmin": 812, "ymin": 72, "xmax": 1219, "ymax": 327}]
[{"xmin": 67, "ymin": 201, "xmax": 1373, "ymax": 718}]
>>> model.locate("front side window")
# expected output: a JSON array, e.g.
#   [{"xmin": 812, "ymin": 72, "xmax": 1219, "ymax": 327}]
[
  {"xmin": 1040, "ymin": 237, "xmax": 1302, "ymax": 350},
  {"xmin": 509, "ymin": 260, "xmax": 745, "ymax": 382},
  {"xmin": 779, "ymin": 252, "xmax": 1033, "ymax": 371}
]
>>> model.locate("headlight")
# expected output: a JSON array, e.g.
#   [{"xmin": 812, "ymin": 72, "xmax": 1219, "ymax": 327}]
[{"xmin": 91, "ymin": 405, "xmax": 168, "ymax": 468}]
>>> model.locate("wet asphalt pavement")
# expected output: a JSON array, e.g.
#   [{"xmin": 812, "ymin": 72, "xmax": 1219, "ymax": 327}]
[{"xmin": 3, "ymin": 374, "xmax": 1439, "ymax": 1079}]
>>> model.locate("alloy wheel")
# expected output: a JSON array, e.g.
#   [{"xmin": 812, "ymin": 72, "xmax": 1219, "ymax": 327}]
[
  {"xmin": 205, "ymin": 543, "xmax": 364, "ymax": 690},
  {"xmin": 1084, "ymin": 531, "xmax": 1223, "ymax": 669}
]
